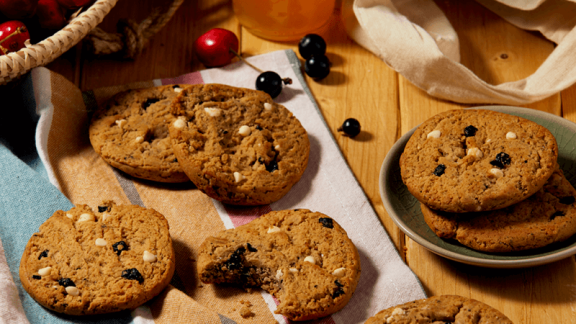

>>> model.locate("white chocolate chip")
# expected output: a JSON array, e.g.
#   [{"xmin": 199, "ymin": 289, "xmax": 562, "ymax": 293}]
[
  {"xmin": 65, "ymin": 286, "xmax": 80, "ymax": 296},
  {"xmin": 239, "ymin": 125, "xmax": 251, "ymax": 136},
  {"xmin": 386, "ymin": 316, "xmax": 393, "ymax": 323},
  {"xmin": 276, "ymin": 269, "xmax": 283, "ymax": 279},
  {"xmin": 143, "ymin": 250, "xmax": 157, "ymax": 262},
  {"xmin": 303, "ymin": 256, "xmax": 316, "ymax": 265},
  {"xmin": 135, "ymin": 136, "xmax": 144, "ymax": 144},
  {"xmin": 38, "ymin": 267, "xmax": 51, "ymax": 276},
  {"xmin": 332, "ymin": 268, "xmax": 346, "ymax": 277},
  {"xmin": 65, "ymin": 213, "xmax": 73, "ymax": 219},
  {"xmin": 275, "ymin": 145, "xmax": 280, "ymax": 150},
  {"xmin": 77, "ymin": 213, "xmax": 95, "ymax": 222},
  {"xmin": 490, "ymin": 168, "xmax": 503, "ymax": 178},
  {"xmin": 115, "ymin": 119, "xmax": 127, "ymax": 129},
  {"xmin": 392, "ymin": 308, "xmax": 405, "ymax": 316},
  {"xmin": 267, "ymin": 226, "xmax": 282, "ymax": 234},
  {"xmin": 173, "ymin": 117, "xmax": 187, "ymax": 129},
  {"xmin": 95, "ymin": 238, "xmax": 107, "ymax": 246},
  {"xmin": 173, "ymin": 87, "xmax": 182, "ymax": 93},
  {"xmin": 264, "ymin": 102, "xmax": 273, "ymax": 111},
  {"xmin": 234, "ymin": 172, "xmax": 244, "ymax": 183},
  {"xmin": 467, "ymin": 147, "xmax": 483, "ymax": 158},
  {"xmin": 506, "ymin": 132, "xmax": 517, "ymax": 139},
  {"xmin": 204, "ymin": 107, "xmax": 222, "ymax": 117},
  {"xmin": 426, "ymin": 130, "xmax": 441, "ymax": 139},
  {"xmin": 289, "ymin": 268, "xmax": 298, "ymax": 274}
]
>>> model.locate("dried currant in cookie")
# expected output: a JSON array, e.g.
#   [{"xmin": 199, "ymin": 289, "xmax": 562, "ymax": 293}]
[
  {"xmin": 463, "ymin": 125, "xmax": 478, "ymax": 137},
  {"xmin": 142, "ymin": 98, "xmax": 160, "ymax": 110},
  {"xmin": 58, "ymin": 278, "xmax": 76, "ymax": 287},
  {"xmin": 32, "ymin": 275, "xmax": 41, "ymax": 280},
  {"xmin": 112, "ymin": 241, "xmax": 129, "ymax": 256},
  {"xmin": 433, "ymin": 164, "xmax": 446, "ymax": 176},
  {"xmin": 319, "ymin": 217, "xmax": 334, "ymax": 229},
  {"xmin": 38, "ymin": 250, "xmax": 48, "ymax": 260},
  {"xmin": 332, "ymin": 280, "xmax": 345, "ymax": 298},
  {"xmin": 225, "ymin": 247, "xmax": 246, "ymax": 270},
  {"xmin": 559, "ymin": 196, "xmax": 575, "ymax": 205},
  {"xmin": 246, "ymin": 243, "xmax": 258, "ymax": 252},
  {"xmin": 496, "ymin": 152, "xmax": 511, "ymax": 165},
  {"xmin": 98, "ymin": 205, "xmax": 110, "ymax": 213},
  {"xmin": 122, "ymin": 268, "xmax": 144, "ymax": 284},
  {"xmin": 490, "ymin": 152, "xmax": 511, "ymax": 169}
]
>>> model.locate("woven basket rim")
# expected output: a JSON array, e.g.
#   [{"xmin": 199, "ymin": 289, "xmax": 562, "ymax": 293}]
[{"xmin": 0, "ymin": 0, "xmax": 119, "ymax": 84}]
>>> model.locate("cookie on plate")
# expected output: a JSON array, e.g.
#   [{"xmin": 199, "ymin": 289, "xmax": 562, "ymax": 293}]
[
  {"xmin": 89, "ymin": 85, "xmax": 189, "ymax": 183},
  {"xmin": 169, "ymin": 84, "xmax": 310, "ymax": 205},
  {"xmin": 19, "ymin": 201, "xmax": 175, "ymax": 315},
  {"xmin": 365, "ymin": 295, "xmax": 513, "ymax": 324},
  {"xmin": 421, "ymin": 166, "xmax": 576, "ymax": 252},
  {"xmin": 400, "ymin": 109, "xmax": 558, "ymax": 213},
  {"xmin": 197, "ymin": 209, "xmax": 361, "ymax": 321}
]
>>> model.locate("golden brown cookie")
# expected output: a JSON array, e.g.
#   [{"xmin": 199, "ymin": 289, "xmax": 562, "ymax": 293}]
[
  {"xmin": 169, "ymin": 84, "xmax": 310, "ymax": 205},
  {"xmin": 89, "ymin": 85, "xmax": 189, "ymax": 183},
  {"xmin": 421, "ymin": 166, "xmax": 576, "ymax": 252},
  {"xmin": 365, "ymin": 295, "xmax": 513, "ymax": 324},
  {"xmin": 197, "ymin": 209, "xmax": 361, "ymax": 321},
  {"xmin": 400, "ymin": 109, "xmax": 558, "ymax": 213},
  {"xmin": 19, "ymin": 201, "xmax": 175, "ymax": 315}
]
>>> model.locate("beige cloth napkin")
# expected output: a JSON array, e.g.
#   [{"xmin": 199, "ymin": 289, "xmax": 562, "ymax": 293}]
[{"xmin": 343, "ymin": 0, "xmax": 576, "ymax": 105}]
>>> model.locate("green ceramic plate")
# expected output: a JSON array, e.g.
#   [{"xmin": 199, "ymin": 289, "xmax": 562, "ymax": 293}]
[{"xmin": 379, "ymin": 106, "xmax": 576, "ymax": 268}]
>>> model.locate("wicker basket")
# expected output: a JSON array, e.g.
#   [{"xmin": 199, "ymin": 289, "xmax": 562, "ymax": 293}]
[{"xmin": 0, "ymin": 0, "xmax": 118, "ymax": 85}]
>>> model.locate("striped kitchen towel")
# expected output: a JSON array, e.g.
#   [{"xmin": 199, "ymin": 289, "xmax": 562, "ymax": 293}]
[{"xmin": 0, "ymin": 49, "xmax": 426, "ymax": 324}]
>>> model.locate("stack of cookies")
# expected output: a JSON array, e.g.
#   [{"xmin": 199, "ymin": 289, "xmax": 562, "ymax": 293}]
[
  {"xmin": 400, "ymin": 109, "xmax": 576, "ymax": 253},
  {"xmin": 89, "ymin": 83, "xmax": 310, "ymax": 206}
]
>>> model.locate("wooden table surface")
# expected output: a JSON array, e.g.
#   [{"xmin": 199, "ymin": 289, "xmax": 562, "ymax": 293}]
[{"xmin": 47, "ymin": 0, "xmax": 576, "ymax": 322}]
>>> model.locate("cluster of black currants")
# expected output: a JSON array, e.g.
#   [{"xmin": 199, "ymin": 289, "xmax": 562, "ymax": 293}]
[{"xmin": 299, "ymin": 34, "xmax": 331, "ymax": 80}]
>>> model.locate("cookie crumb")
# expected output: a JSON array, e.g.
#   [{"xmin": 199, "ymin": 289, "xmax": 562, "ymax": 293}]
[{"xmin": 239, "ymin": 300, "xmax": 254, "ymax": 318}]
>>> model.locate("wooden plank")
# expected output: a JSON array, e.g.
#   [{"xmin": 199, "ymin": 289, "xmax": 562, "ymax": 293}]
[
  {"xmin": 400, "ymin": 1, "xmax": 572, "ymax": 323},
  {"xmin": 241, "ymin": 3, "xmax": 405, "ymax": 254},
  {"xmin": 80, "ymin": 0, "xmax": 239, "ymax": 90}
]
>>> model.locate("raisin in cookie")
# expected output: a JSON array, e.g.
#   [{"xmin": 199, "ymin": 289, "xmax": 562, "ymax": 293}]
[
  {"xmin": 197, "ymin": 209, "xmax": 361, "ymax": 321},
  {"xmin": 400, "ymin": 109, "xmax": 558, "ymax": 213},
  {"xmin": 365, "ymin": 295, "xmax": 513, "ymax": 324},
  {"xmin": 89, "ymin": 85, "xmax": 189, "ymax": 183},
  {"xmin": 19, "ymin": 201, "xmax": 175, "ymax": 315},
  {"xmin": 421, "ymin": 166, "xmax": 576, "ymax": 252},
  {"xmin": 169, "ymin": 84, "xmax": 310, "ymax": 205}
]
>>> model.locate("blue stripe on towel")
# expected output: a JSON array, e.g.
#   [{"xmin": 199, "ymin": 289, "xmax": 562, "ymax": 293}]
[{"xmin": 0, "ymin": 71, "xmax": 133, "ymax": 324}]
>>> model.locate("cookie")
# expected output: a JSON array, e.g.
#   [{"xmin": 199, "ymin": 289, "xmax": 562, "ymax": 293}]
[
  {"xmin": 197, "ymin": 209, "xmax": 361, "ymax": 321},
  {"xmin": 400, "ymin": 109, "xmax": 558, "ymax": 213},
  {"xmin": 169, "ymin": 84, "xmax": 310, "ymax": 205},
  {"xmin": 89, "ymin": 85, "xmax": 189, "ymax": 183},
  {"xmin": 19, "ymin": 201, "xmax": 175, "ymax": 315},
  {"xmin": 365, "ymin": 295, "xmax": 513, "ymax": 324},
  {"xmin": 421, "ymin": 166, "xmax": 576, "ymax": 252}
]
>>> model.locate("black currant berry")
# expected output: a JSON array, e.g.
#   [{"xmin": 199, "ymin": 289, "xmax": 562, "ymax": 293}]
[
  {"xmin": 463, "ymin": 125, "xmax": 478, "ymax": 137},
  {"xmin": 337, "ymin": 118, "xmax": 361, "ymax": 138},
  {"xmin": 256, "ymin": 71, "xmax": 284, "ymax": 98},
  {"xmin": 433, "ymin": 164, "xmax": 446, "ymax": 176},
  {"xmin": 305, "ymin": 55, "xmax": 330, "ymax": 80},
  {"xmin": 298, "ymin": 34, "xmax": 327, "ymax": 59}
]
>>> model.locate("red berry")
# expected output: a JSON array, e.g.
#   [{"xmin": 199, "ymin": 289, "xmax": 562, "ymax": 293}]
[
  {"xmin": 36, "ymin": 0, "xmax": 67, "ymax": 30},
  {"xmin": 0, "ymin": 21, "xmax": 30, "ymax": 55},
  {"xmin": 194, "ymin": 28, "xmax": 239, "ymax": 67},
  {"xmin": 0, "ymin": 0, "xmax": 38, "ymax": 19},
  {"xmin": 56, "ymin": 0, "xmax": 92, "ymax": 9}
]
